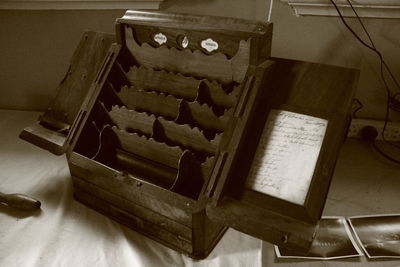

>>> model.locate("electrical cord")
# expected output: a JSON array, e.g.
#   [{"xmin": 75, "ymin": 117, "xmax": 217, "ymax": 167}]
[
  {"xmin": 330, "ymin": 0, "xmax": 400, "ymax": 92},
  {"xmin": 361, "ymin": 126, "xmax": 400, "ymax": 165},
  {"xmin": 340, "ymin": 0, "xmax": 400, "ymax": 150},
  {"xmin": 91, "ymin": 122, "xmax": 111, "ymax": 160},
  {"xmin": 373, "ymin": 142, "xmax": 400, "ymax": 165},
  {"xmin": 330, "ymin": 0, "xmax": 400, "ymax": 151}
]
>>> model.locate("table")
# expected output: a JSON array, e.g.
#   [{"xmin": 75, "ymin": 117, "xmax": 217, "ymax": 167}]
[
  {"xmin": 0, "ymin": 109, "xmax": 261, "ymax": 267},
  {"xmin": 2, "ymin": 109, "xmax": 400, "ymax": 266}
]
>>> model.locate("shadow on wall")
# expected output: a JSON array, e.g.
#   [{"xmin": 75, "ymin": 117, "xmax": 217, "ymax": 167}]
[{"xmin": 0, "ymin": 10, "xmax": 124, "ymax": 111}]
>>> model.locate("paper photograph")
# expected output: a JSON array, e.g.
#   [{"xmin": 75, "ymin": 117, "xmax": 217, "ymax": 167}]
[
  {"xmin": 348, "ymin": 214, "xmax": 400, "ymax": 259},
  {"xmin": 275, "ymin": 216, "xmax": 363, "ymax": 260}
]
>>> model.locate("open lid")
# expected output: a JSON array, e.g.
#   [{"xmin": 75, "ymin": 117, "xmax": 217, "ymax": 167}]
[
  {"xmin": 20, "ymin": 31, "xmax": 115, "ymax": 155},
  {"xmin": 204, "ymin": 58, "xmax": 359, "ymax": 253}
]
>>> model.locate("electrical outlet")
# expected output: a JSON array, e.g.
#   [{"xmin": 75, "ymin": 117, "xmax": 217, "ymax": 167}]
[{"xmin": 348, "ymin": 118, "xmax": 400, "ymax": 141}]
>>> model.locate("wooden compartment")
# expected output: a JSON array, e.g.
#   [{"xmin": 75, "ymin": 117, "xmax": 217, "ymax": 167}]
[
  {"xmin": 63, "ymin": 11, "xmax": 274, "ymax": 258},
  {"xmin": 20, "ymin": 10, "xmax": 359, "ymax": 259}
]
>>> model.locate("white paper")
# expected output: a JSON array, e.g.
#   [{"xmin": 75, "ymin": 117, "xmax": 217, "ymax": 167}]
[{"xmin": 246, "ymin": 109, "xmax": 327, "ymax": 205}]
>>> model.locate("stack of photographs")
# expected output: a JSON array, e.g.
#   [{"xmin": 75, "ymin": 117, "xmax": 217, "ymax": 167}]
[
  {"xmin": 275, "ymin": 216, "xmax": 363, "ymax": 260},
  {"xmin": 348, "ymin": 214, "xmax": 400, "ymax": 259},
  {"xmin": 275, "ymin": 214, "xmax": 400, "ymax": 260}
]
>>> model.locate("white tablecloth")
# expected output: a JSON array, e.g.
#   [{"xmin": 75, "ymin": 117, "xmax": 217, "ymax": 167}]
[{"xmin": 0, "ymin": 109, "xmax": 262, "ymax": 267}]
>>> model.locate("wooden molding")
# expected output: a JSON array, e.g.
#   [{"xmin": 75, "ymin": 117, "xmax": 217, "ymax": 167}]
[
  {"xmin": 281, "ymin": 0, "xmax": 400, "ymax": 18},
  {"xmin": 0, "ymin": 0, "xmax": 164, "ymax": 10}
]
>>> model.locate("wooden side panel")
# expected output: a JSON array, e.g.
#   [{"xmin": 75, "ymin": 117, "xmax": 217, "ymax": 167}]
[
  {"xmin": 72, "ymin": 176, "xmax": 192, "ymax": 240},
  {"xmin": 20, "ymin": 31, "xmax": 115, "ymax": 155},
  {"xmin": 70, "ymin": 153, "xmax": 228, "ymax": 258},
  {"xmin": 73, "ymin": 187, "xmax": 194, "ymax": 255},
  {"xmin": 41, "ymin": 31, "xmax": 115, "ymax": 127},
  {"xmin": 206, "ymin": 197, "xmax": 316, "ymax": 252},
  {"xmin": 69, "ymin": 153, "xmax": 195, "ymax": 226},
  {"xmin": 192, "ymin": 210, "xmax": 227, "ymax": 259},
  {"xmin": 263, "ymin": 58, "xmax": 359, "ymax": 220},
  {"xmin": 19, "ymin": 121, "xmax": 67, "ymax": 155},
  {"xmin": 206, "ymin": 58, "xmax": 359, "ymax": 253}
]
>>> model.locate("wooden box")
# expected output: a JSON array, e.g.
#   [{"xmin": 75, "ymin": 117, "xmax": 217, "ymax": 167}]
[{"xmin": 20, "ymin": 11, "xmax": 359, "ymax": 259}]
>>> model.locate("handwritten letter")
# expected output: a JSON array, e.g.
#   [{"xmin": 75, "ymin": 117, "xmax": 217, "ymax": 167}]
[{"xmin": 246, "ymin": 109, "xmax": 328, "ymax": 205}]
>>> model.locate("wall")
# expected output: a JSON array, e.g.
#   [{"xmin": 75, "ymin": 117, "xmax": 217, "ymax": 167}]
[
  {"xmin": 0, "ymin": 10, "xmax": 124, "ymax": 110},
  {"xmin": 163, "ymin": 0, "xmax": 400, "ymax": 120},
  {"xmin": 0, "ymin": 1, "xmax": 399, "ymax": 120}
]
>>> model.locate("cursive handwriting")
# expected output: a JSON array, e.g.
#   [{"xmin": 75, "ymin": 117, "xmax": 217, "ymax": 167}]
[{"xmin": 246, "ymin": 109, "xmax": 327, "ymax": 205}]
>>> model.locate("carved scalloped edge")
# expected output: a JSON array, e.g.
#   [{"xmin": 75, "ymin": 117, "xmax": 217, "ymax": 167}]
[
  {"xmin": 128, "ymin": 64, "xmax": 232, "ymax": 87},
  {"xmin": 210, "ymin": 132, "xmax": 223, "ymax": 149},
  {"xmin": 202, "ymin": 155, "xmax": 215, "ymax": 168},
  {"xmin": 203, "ymin": 79, "xmax": 241, "ymax": 98},
  {"xmin": 110, "ymin": 105, "xmax": 157, "ymax": 120},
  {"xmin": 119, "ymin": 85, "xmax": 182, "ymax": 104},
  {"xmin": 127, "ymin": 65, "xmax": 240, "ymax": 106},
  {"xmin": 112, "ymin": 126, "xmax": 184, "ymax": 166},
  {"xmin": 200, "ymin": 155, "xmax": 216, "ymax": 179},
  {"xmin": 112, "ymin": 101, "xmax": 157, "ymax": 119},
  {"xmin": 131, "ymin": 65, "xmax": 241, "ymax": 98},
  {"xmin": 118, "ymin": 86, "xmax": 181, "ymax": 118},
  {"xmin": 129, "ymin": 65, "xmax": 201, "ymax": 83},
  {"xmin": 126, "ymin": 64, "xmax": 242, "ymax": 109},
  {"xmin": 223, "ymin": 108, "xmax": 234, "ymax": 117},
  {"xmin": 188, "ymin": 101, "xmax": 220, "ymax": 118},
  {"xmin": 117, "ymin": 86, "xmax": 233, "ymax": 133},
  {"xmin": 125, "ymin": 27, "xmax": 250, "ymax": 83},
  {"xmin": 117, "ymin": 87, "xmax": 236, "ymax": 136},
  {"xmin": 185, "ymin": 101, "xmax": 230, "ymax": 130},
  {"xmin": 119, "ymin": 86, "xmax": 229, "ymax": 127},
  {"xmin": 128, "ymin": 65, "xmax": 201, "ymax": 100},
  {"xmin": 157, "ymin": 117, "xmax": 221, "ymax": 153},
  {"xmin": 158, "ymin": 117, "xmax": 206, "ymax": 139},
  {"xmin": 111, "ymin": 106, "xmax": 221, "ymax": 151},
  {"xmin": 109, "ymin": 105, "xmax": 156, "ymax": 133},
  {"xmin": 126, "ymin": 26, "xmax": 231, "ymax": 61},
  {"xmin": 109, "ymin": 104, "xmax": 215, "ymax": 144}
]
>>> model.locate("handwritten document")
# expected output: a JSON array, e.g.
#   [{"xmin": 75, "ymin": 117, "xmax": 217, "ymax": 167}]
[{"xmin": 245, "ymin": 109, "xmax": 328, "ymax": 205}]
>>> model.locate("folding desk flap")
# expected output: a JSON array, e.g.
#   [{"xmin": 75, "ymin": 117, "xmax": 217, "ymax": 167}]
[
  {"xmin": 205, "ymin": 58, "xmax": 359, "ymax": 253},
  {"xmin": 20, "ymin": 31, "xmax": 115, "ymax": 155}
]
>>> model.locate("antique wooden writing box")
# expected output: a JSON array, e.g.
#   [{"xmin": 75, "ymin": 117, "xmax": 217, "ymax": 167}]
[{"xmin": 20, "ymin": 11, "xmax": 359, "ymax": 259}]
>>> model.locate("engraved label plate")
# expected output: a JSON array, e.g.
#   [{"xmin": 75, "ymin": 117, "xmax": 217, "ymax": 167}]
[
  {"xmin": 246, "ymin": 109, "xmax": 328, "ymax": 205},
  {"xmin": 201, "ymin": 38, "xmax": 218, "ymax": 52},
  {"xmin": 153, "ymin": 33, "xmax": 167, "ymax": 45}
]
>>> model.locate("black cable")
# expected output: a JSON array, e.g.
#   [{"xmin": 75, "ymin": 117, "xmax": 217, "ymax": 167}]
[
  {"xmin": 345, "ymin": 0, "xmax": 400, "ymax": 91},
  {"xmin": 91, "ymin": 123, "xmax": 111, "ymax": 160},
  {"xmin": 345, "ymin": 2, "xmax": 400, "ymax": 149},
  {"xmin": 333, "ymin": 0, "xmax": 400, "ymax": 91},
  {"xmin": 361, "ymin": 126, "xmax": 400, "ymax": 165},
  {"xmin": 329, "ymin": 0, "xmax": 394, "ymax": 96},
  {"xmin": 346, "ymin": 1, "xmax": 376, "ymax": 49},
  {"xmin": 373, "ymin": 142, "xmax": 400, "ymax": 165},
  {"xmin": 329, "ymin": 1, "xmax": 376, "ymax": 53},
  {"xmin": 330, "ymin": 0, "xmax": 400, "ymax": 150}
]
